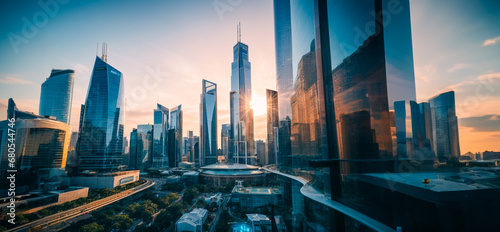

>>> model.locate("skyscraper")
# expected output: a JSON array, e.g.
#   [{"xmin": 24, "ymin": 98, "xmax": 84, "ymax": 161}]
[
  {"xmin": 39, "ymin": 69, "xmax": 75, "ymax": 124},
  {"xmin": 168, "ymin": 105, "xmax": 182, "ymax": 167},
  {"xmin": 429, "ymin": 91, "xmax": 460, "ymax": 161},
  {"xmin": 153, "ymin": 104, "xmax": 169, "ymax": 167},
  {"xmin": 256, "ymin": 140, "xmax": 267, "ymax": 165},
  {"xmin": 129, "ymin": 124, "xmax": 153, "ymax": 171},
  {"xmin": 230, "ymin": 24, "xmax": 255, "ymax": 163},
  {"xmin": 273, "ymin": 0, "xmax": 293, "ymax": 120},
  {"xmin": 221, "ymin": 124, "xmax": 230, "ymax": 163},
  {"xmin": 76, "ymin": 50, "xmax": 125, "ymax": 172},
  {"xmin": 200, "ymin": 79, "xmax": 217, "ymax": 166},
  {"xmin": 0, "ymin": 99, "xmax": 71, "ymax": 191},
  {"xmin": 266, "ymin": 89, "xmax": 279, "ymax": 165},
  {"xmin": 272, "ymin": 0, "xmax": 421, "ymax": 230}
]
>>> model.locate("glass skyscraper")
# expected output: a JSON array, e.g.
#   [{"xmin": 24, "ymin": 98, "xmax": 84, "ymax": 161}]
[
  {"xmin": 200, "ymin": 79, "xmax": 217, "ymax": 166},
  {"xmin": 76, "ymin": 56, "xmax": 125, "ymax": 172},
  {"xmin": 271, "ymin": 0, "xmax": 423, "ymax": 230},
  {"xmin": 429, "ymin": 91, "xmax": 460, "ymax": 161},
  {"xmin": 221, "ymin": 123, "xmax": 230, "ymax": 163},
  {"xmin": 274, "ymin": 0, "xmax": 293, "ymax": 120},
  {"xmin": 39, "ymin": 69, "xmax": 75, "ymax": 125},
  {"xmin": 153, "ymin": 104, "xmax": 169, "ymax": 167},
  {"xmin": 266, "ymin": 89, "xmax": 279, "ymax": 165},
  {"xmin": 129, "ymin": 124, "xmax": 153, "ymax": 171},
  {"xmin": 168, "ymin": 105, "xmax": 182, "ymax": 167},
  {"xmin": 230, "ymin": 29, "xmax": 255, "ymax": 163},
  {"xmin": 0, "ymin": 99, "xmax": 71, "ymax": 191}
]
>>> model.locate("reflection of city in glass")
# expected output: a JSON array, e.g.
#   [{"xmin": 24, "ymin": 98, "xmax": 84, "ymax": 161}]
[
  {"xmin": 153, "ymin": 104, "xmax": 169, "ymax": 167},
  {"xmin": 200, "ymin": 79, "xmax": 217, "ymax": 166},
  {"xmin": 39, "ymin": 69, "xmax": 75, "ymax": 125},
  {"xmin": 76, "ymin": 56, "xmax": 125, "ymax": 172},
  {"xmin": 230, "ymin": 28, "xmax": 255, "ymax": 163}
]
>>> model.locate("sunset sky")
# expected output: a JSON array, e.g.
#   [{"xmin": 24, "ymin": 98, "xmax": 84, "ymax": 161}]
[{"xmin": 1, "ymin": 0, "xmax": 499, "ymax": 153}]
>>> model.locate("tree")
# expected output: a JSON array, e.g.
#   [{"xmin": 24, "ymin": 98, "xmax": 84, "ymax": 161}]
[
  {"xmin": 109, "ymin": 214, "xmax": 133, "ymax": 231},
  {"xmin": 76, "ymin": 222, "xmax": 104, "ymax": 232},
  {"xmin": 183, "ymin": 187, "xmax": 199, "ymax": 204}
]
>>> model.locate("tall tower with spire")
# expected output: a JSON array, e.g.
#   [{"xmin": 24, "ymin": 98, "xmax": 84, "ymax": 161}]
[{"xmin": 229, "ymin": 23, "xmax": 255, "ymax": 164}]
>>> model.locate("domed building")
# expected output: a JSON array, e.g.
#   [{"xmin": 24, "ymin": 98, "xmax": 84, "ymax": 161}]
[{"xmin": 199, "ymin": 163, "xmax": 266, "ymax": 186}]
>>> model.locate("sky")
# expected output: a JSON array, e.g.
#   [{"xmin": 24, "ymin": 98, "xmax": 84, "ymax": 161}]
[{"xmin": 0, "ymin": 0, "xmax": 499, "ymax": 153}]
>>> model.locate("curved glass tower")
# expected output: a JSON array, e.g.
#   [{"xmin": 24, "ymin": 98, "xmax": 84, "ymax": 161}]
[
  {"xmin": 153, "ymin": 104, "xmax": 169, "ymax": 167},
  {"xmin": 76, "ymin": 56, "xmax": 125, "ymax": 172},
  {"xmin": 39, "ymin": 69, "xmax": 75, "ymax": 124},
  {"xmin": 200, "ymin": 79, "xmax": 217, "ymax": 166}
]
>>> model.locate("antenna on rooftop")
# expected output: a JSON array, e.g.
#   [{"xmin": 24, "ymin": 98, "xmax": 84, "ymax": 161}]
[
  {"xmin": 101, "ymin": 42, "xmax": 108, "ymax": 62},
  {"xmin": 237, "ymin": 22, "xmax": 241, "ymax": 42}
]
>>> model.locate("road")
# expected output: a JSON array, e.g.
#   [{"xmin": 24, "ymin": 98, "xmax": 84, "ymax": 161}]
[
  {"xmin": 6, "ymin": 178, "xmax": 155, "ymax": 232},
  {"xmin": 208, "ymin": 195, "xmax": 231, "ymax": 232}
]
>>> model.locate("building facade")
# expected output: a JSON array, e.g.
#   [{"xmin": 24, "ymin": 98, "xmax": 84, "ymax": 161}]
[
  {"xmin": 153, "ymin": 104, "xmax": 169, "ymax": 167},
  {"xmin": 129, "ymin": 124, "xmax": 153, "ymax": 171},
  {"xmin": 230, "ymin": 27, "xmax": 255, "ymax": 163},
  {"xmin": 266, "ymin": 89, "xmax": 279, "ymax": 165},
  {"xmin": 168, "ymin": 105, "xmax": 183, "ymax": 167},
  {"xmin": 0, "ymin": 99, "xmax": 71, "ymax": 191},
  {"xmin": 221, "ymin": 124, "xmax": 230, "ymax": 163},
  {"xmin": 39, "ymin": 69, "xmax": 75, "ymax": 125},
  {"xmin": 76, "ymin": 55, "xmax": 125, "ymax": 172},
  {"xmin": 200, "ymin": 79, "xmax": 217, "ymax": 166},
  {"xmin": 429, "ymin": 91, "xmax": 460, "ymax": 161}
]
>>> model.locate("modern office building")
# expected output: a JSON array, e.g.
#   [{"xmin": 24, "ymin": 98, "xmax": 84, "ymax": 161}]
[
  {"xmin": 230, "ymin": 24, "xmax": 255, "ymax": 163},
  {"xmin": 168, "ymin": 105, "xmax": 183, "ymax": 167},
  {"xmin": 200, "ymin": 79, "xmax": 218, "ymax": 166},
  {"xmin": 76, "ymin": 50, "xmax": 125, "ymax": 172},
  {"xmin": 129, "ymin": 124, "xmax": 153, "ymax": 171},
  {"xmin": 266, "ymin": 89, "xmax": 279, "ymax": 165},
  {"xmin": 221, "ymin": 124, "xmax": 230, "ymax": 162},
  {"xmin": 0, "ymin": 99, "xmax": 71, "ymax": 191},
  {"xmin": 153, "ymin": 104, "xmax": 169, "ymax": 167},
  {"xmin": 39, "ymin": 69, "xmax": 75, "ymax": 125},
  {"xmin": 255, "ymin": 140, "xmax": 267, "ymax": 165},
  {"xmin": 270, "ymin": 0, "xmax": 436, "ymax": 231},
  {"xmin": 274, "ymin": 0, "xmax": 293, "ymax": 120},
  {"xmin": 429, "ymin": 91, "xmax": 460, "ymax": 162}
]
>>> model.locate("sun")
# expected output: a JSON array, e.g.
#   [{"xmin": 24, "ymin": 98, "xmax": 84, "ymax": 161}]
[{"xmin": 250, "ymin": 96, "xmax": 267, "ymax": 116}]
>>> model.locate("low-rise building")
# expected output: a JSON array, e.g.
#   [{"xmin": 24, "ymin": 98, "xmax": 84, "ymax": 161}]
[
  {"xmin": 246, "ymin": 214, "xmax": 271, "ymax": 232},
  {"xmin": 63, "ymin": 170, "xmax": 139, "ymax": 189},
  {"xmin": 176, "ymin": 208, "xmax": 208, "ymax": 232},
  {"xmin": 232, "ymin": 186, "xmax": 281, "ymax": 210}
]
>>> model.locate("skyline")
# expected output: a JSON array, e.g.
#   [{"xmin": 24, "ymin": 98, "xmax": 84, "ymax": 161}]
[{"xmin": 1, "ymin": 0, "xmax": 500, "ymax": 153}]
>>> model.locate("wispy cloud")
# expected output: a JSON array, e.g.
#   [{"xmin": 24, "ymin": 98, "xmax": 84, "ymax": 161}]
[
  {"xmin": 0, "ymin": 76, "xmax": 34, "ymax": 85},
  {"xmin": 482, "ymin": 35, "xmax": 500, "ymax": 46},
  {"xmin": 447, "ymin": 63, "xmax": 472, "ymax": 73},
  {"xmin": 460, "ymin": 114, "xmax": 500, "ymax": 132}
]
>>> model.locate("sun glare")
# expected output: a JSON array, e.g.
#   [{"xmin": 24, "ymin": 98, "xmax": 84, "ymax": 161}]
[{"xmin": 250, "ymin": 96, "xmax": 267, "ymax": 116}]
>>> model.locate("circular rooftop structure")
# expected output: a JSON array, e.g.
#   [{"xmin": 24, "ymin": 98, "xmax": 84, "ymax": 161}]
[{"xmin": 199, "ymin": 163, "xmax": 265, "ymax": 186}]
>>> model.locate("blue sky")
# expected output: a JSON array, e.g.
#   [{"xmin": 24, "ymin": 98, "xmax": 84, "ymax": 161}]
[{"xmin": 1, "ymin": 0, "xmax": 499, "ymax": 152}]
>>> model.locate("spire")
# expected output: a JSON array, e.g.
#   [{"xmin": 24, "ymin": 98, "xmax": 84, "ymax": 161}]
[
  {"xmin": 237, "ymin": 22, "xmax": 241, "ymax": 42},
  {"xmin": 101, "ymin": 42, "xmax": 108, "ymax": 62}
]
